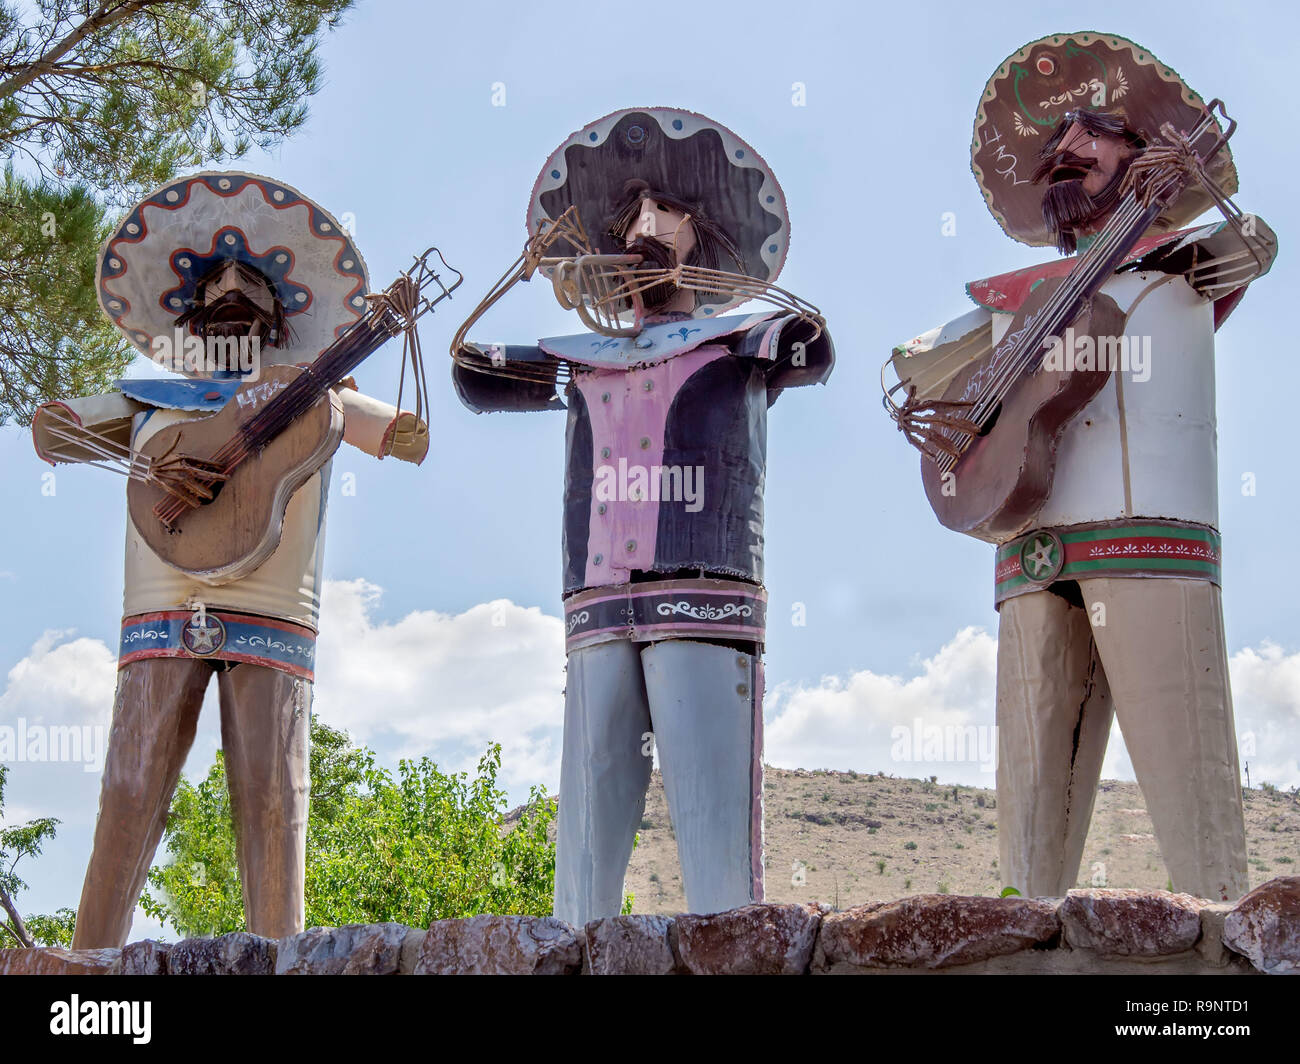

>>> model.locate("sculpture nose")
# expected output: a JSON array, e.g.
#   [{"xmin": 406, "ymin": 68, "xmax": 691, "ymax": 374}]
[{"xmin": 627, "ymin": 209, "xmax": 657, "ymax": 240}]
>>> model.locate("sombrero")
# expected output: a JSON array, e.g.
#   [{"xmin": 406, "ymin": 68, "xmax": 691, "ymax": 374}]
[
  {"xmin": 971, "ymin": 32, "xmax": 1238, "ymax": 248},
  {"xmin": 97, "ymin": 171, "xmax": 370, "ymax": 377},
  {"xmin": 528, "ymin": 107, "xmax": 789, "ymax": 318}
]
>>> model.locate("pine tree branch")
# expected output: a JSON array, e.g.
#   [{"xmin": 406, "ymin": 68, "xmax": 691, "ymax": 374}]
[{"xmin": 0, "ymin": 1, "xmax": 164, "ymax": 99}]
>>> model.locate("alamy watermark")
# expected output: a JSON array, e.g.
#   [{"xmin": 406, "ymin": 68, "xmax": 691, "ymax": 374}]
[
  {"xmin": 0, "ymin": 718, "xmax": 105, "ymax": 772},
  {"xmin": 149, "ymin": 330, "xmax": 262, "ymax": 379},
  {"xmin": 1042, "ymin": 327, "xmax": 1151, "ymax": 383},
  {"xmin": 594, "ymin": 457, "xmax": 703, "ymax": 512},
  {"xmin": 890, "ymin": 719, "xmax": 998, "ymax": 773}
]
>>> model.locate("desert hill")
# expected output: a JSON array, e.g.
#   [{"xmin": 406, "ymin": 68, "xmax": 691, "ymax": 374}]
[{"xmin": 618, "ymin": 768, "xmax": 1299, "ymax": 911}]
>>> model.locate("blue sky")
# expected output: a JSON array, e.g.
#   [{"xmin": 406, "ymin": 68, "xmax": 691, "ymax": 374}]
[{"xmin": 2, "ymin": 0, "xmax": 1297, "ymax": 934}]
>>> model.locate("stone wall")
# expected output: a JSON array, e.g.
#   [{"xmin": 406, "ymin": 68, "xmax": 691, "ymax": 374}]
[{"xmin": 3, "ymin": 877, "xmax": 1295, "ymax": 976}]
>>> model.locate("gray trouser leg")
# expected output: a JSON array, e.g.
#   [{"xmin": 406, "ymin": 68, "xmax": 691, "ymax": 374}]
[
  {"xmin": 553, "ymin": 640, "xmax": 653, "ymax": 927},
  {"xmin": 642, "ymin": 640, "xmax": 763, "ymax": 915}
]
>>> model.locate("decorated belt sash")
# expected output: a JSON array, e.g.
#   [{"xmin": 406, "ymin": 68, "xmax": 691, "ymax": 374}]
[
  {"xmin": 563, "ymin": 577, "xmax": 766, "ymax": 652},
  {"xmin": 995, "ymin": 521, "xmax": 1222, "ymax": 606},
  {"xmin": 119, "ymin": 610, "xmax": 317, "ymax": 680}
]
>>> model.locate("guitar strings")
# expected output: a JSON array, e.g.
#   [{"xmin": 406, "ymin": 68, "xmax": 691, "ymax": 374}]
[
  {"xmin": 938, "ymin": 111, "xmax": 1220, "ymax": 473},
  {"xmin": 153, "ymin": 309, "xmax": 401, "ymax": 525},
  {"xmin": 935, "ymin": 156, "xmax": 1198, "ymax": 476}
]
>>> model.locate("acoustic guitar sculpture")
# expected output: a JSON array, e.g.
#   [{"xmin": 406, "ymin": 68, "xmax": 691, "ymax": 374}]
[
  {"xmin": 889, "ymin": 104, "xmax": 1238, "ymax": 542},
  {"xmin": 127, "ymin": 247, "xmax": 458, "ymax": 581}
]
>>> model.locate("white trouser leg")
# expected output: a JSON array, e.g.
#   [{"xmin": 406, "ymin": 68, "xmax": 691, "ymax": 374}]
[
  {"xmin": 1079, "ymin": 577, "xmax": 1248, "ymax": 900},
  {"xmin": 997, "ymin": 589, "xmax": 1114, "ymax": 897},
  {"xmin": 641, "ymin": 640, "xmax": 763, "ymax": 915},
  {"xmin": 553, "ymin": 640, "xmax": 653, "ymax": 927}
]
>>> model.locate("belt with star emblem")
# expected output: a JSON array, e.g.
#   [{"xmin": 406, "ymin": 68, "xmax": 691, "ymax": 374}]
[
  {"xmin": 994, "ymin": 520, "xmax": 1222, "ymax": 607},
  {"xmin": 119, "ymin": 610, "xmax": 317, "ymax": 680}
]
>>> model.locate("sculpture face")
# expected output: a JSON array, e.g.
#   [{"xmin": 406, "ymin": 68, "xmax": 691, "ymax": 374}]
[
  {"xmin": 186, "ymin": 260, "xmax": 282, "ymax": 343},
  {"xmin": 1036, "ymin": 115, "xmax": 1140, "ymax": 253},
  {"xmin": 616, "ymin": 196, "xmax": 701, "ymax": 314},
  {"xmin": 620, "ymin": 196, "xmax": 699, "ymax": 264},
  {"xmin": 1047, "ymin": 121, "xmax": 1135, "ymax": 199}
]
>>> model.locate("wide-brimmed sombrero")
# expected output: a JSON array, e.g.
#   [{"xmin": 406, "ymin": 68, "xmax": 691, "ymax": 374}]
[
  {"xmin": 971, "ymin": 32, "xmax": 1238, "ymax": 248},
  {"xmin": 97, "ymin": 171, "xmax": 369, "ymax": 376},
  {"xmin": 528, "ymin": 107, "xmax": 789, "ymax": 318}
]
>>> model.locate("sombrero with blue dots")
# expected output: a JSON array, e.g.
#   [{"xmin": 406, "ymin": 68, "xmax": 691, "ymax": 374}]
[
  {"xmin": 97, "ymin": 171, "xmax": 370, "ymax": 377},
  {"xmin": 528, "ymin": 107, "xmax": 789, "ymax": 318},
  {"xmin": 972, "ymin": 32, "xmax": 1238, "ymax": 248}
]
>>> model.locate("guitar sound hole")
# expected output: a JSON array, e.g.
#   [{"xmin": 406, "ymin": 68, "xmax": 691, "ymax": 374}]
[{"xmin": 977, "ymin": 402, "xmax": 1002, "ymax": 437}]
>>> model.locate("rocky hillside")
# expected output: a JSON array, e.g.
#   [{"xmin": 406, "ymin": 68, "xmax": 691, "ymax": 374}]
[{"xmin": 621, "ymin": 769, "xmax": 1299, "ymax": 911}]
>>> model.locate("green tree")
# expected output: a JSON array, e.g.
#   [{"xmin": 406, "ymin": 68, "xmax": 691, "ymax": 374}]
[
  {"xmin": 0, "ymin": 764, "xmax": 78, "ymax": 947},
  {"xmin": 142, "ymin": 717, "xmax": 558, "ymax": 936},
  {"xmin": 0, "ymin": 0, "xmax": 354, "ymax": 423}
]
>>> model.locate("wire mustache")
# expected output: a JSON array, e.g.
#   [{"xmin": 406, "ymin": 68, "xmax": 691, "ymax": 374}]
[{"xmin": 449, "ymin": 205, "xmax": 824, "ymax": 381}]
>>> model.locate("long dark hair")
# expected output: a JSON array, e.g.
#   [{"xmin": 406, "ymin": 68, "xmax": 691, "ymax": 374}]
[{"xmin": 606, "ymin": 180, "xmax": 745, "ymax": 274}]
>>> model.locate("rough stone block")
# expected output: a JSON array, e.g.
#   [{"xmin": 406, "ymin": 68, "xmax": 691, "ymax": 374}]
[
  {"xmin": 675, "ymin": 904, "xmax": 820, "ymax": 975},
  {"xmin": 1223, "ymin": 876, "xmax": 1300, "ymax": 975},
  {"xmin": 276, "ymin": 923, "xmax": 419, "ymax": 975},
  {"xmin": 1061, "ymin": 889, "xmax": 1203, "ymax": 956},
  {"xmin": 0, "ymin": 946, "xmax": 121, "ymax": 975},
  {"xmin": 168, "ymin": 932, "xmax": 275, "ymax": 975},
  {"xmin": 815, "ymin": 894, "xmax": 1059, "ymax": 970},
  {"xmin": 122, "ymin": 939, "xmax": 170, "ymax": 975},
  {"xmin": 414, "ymin": 915, "xmax": 581, "ymax": 975},
  {"xmin": 584, "ymin": 915, "xmax": 677, "ymax": 975}
]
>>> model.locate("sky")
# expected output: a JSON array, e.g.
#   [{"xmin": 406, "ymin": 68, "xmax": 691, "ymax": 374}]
[{"xmin": 1, "ymin": 0, "xmax": 1297, "ymax": 939}]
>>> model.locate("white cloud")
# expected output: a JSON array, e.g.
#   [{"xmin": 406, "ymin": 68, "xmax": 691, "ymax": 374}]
[
  {"xmin": 765, "ymin": 626, "xmax": 999, "ymax": 784},
  {"xmin": 314, "ymin": 579, "xmax": 566, "ymax": 795},
  {"xmin": 764, "ymin": 626, "xmax": 1300, "ymax": 791},
  {"xmin": 1230, "ymin": 641, "xmax": 1300, "ymax": 790},
  {"xmin": 1, "ymin": 629, "xmax": 117, "ymax": 722}
]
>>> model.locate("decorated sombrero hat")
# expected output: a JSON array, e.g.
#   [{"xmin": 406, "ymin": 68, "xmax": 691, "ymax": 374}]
[
  {"xmin": 528, "ymin": 107, "xmax": 789, "ymax": 318},
  {"xmin": 971, "ymin": 32, "xmax": 1238, "ymax": 248},
  {"xmin": 97, "ymin": 171, "xmax": 369, "ymax": 377}
]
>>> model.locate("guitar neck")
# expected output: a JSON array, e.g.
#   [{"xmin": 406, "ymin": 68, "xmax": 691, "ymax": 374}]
[
  {"xmin": 238, "ymin": 306, "xmax": 401, "ymax": 455},
  {"xmin": 974, "ymin": 192, "xmax": 1163, "ymax": 418}
]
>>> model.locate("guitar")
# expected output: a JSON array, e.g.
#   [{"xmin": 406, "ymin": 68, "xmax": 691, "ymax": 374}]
[
  {"xmin": 892, "ymin": 103, "xmax": 1236, "ymax": 543},
  {"xmin": 126, "ymin": 247, "xmax": 460, "ymax": 581}
]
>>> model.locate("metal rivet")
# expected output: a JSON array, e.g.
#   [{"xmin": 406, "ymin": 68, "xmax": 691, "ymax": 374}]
[
  {"xmin": 631, "ymin": 488, "xmax": 641, "ymax": 500},
  {"xmin": 625, "ymin": 540, "xmax": 636, "ymax": 552},
  {"xmin": 634, "ymin": 337, "xmax": 653, "ymax": 349},
  {"xmin": 602, "ymin": 392, "xmax": 611, "ymax": 402},
  {"xmin": 639, "ymin": 437, "xmax": 651, "ymax": 449},
  {"xmin": 736, "ymin": 684, "xmax": 749, "ymax": 696},
  {"xmin": 598, "ymin": 503, "xmax": 607, "ymax": 515},
  {"xmin": 594, "ymin": 554, "xmax": 603, "ymax": 565},
  {"xmin": 642, "ymin": 380, "xmax": 654, "ymax": 392},
  {"xmin": 737, "ymin": 656, "xmax": 748, "ymax": 667},
  {"xmin": 601, "ymin": 446, "xmax": 611, "ymax": 459}
]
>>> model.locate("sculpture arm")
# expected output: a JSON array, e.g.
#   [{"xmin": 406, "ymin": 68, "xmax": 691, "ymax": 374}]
[
  {"xmin": 31, "ymin": 391, "xmax": 145, "ymax": 465},
  {"xmin": 335, "ymin": 383, "xmax": 429, "ymax": 465}
]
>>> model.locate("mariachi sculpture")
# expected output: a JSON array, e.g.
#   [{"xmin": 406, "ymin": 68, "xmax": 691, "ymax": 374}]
[
  {"xmin": 884, "ymin": 33, "xmax": 1277, "ymax": 901},
  {"xmin": 32, "ymin": 172, "xmax": 458, "ymax": 947},
  {"xmin": 451, "ymin": 107, "xmax": 834, "ymax": 924}
]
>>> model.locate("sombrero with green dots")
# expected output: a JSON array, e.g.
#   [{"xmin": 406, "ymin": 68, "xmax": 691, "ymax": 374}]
[{"xmin": 971, "ymin": 31, "xmax": 1239, "ymax": 248}]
